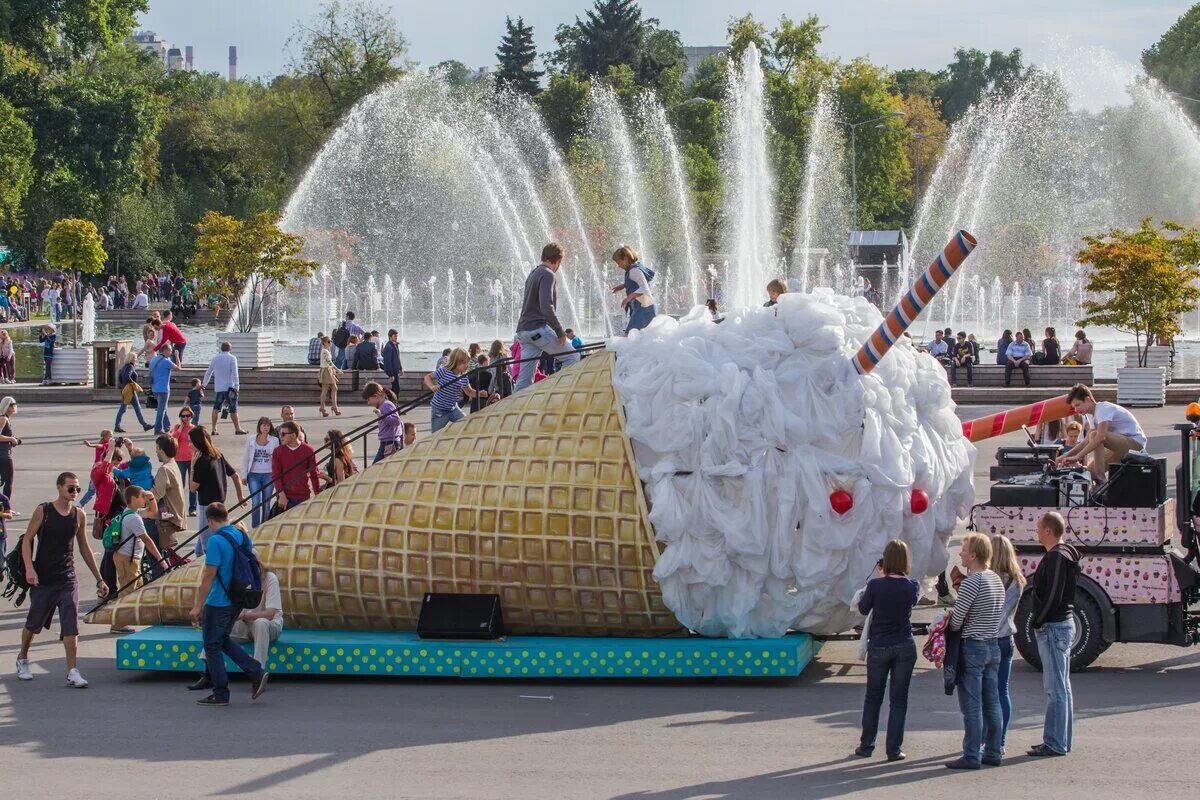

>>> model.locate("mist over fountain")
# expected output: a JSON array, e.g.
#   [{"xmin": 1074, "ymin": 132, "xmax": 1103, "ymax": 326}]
[{"xmin": 275, "ymin": 42, "xmax": 1200, "ymax": 349}]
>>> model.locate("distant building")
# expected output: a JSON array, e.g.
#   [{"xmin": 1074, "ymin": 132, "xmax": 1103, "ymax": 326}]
[
  {"xmin": 683, "ymin": 46, "xmax": 726, "ymax": 81},
  {"xmin": 131, "ymin": 31, "xmax": 192, "ymax": 72},
  {"xmin": 229, "ymin": 46, "xmax": 237, "ymax": 81}
]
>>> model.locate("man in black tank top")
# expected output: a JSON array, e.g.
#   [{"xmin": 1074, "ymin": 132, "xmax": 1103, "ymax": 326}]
[{"xmin": 16, "ymin": 472, "xmax": 108, "ymax": 688}]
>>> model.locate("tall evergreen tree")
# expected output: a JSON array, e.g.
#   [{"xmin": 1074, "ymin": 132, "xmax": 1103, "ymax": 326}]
[
  {"xmin": 495, "ymin": 16, "xmax": 542, "ymax": 96},
  {"xmin": 552, "ymin": 0, "xmax": 643, "ymax": 77}
]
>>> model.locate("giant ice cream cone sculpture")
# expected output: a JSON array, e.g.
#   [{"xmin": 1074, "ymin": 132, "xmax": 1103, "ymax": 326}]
[{"xmin": 88, "ymin": 353, "xmax": 679, "ymax": 636}]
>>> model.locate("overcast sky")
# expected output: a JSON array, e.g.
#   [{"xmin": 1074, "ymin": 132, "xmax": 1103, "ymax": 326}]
[{"xmin": 136, "ymin": 0, "xmax": 1189, "ymax": 80}]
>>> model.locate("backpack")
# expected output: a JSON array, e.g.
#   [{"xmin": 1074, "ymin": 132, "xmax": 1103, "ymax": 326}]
[
  {"xmin": 102, "ymin": 508, "xmax": 138, "ymax": 551},
  {"xmin": 331, "ymin": 321, "xmax": 351, "ymax": 349},
  {"xmin": 214, "ymin": 529, "xmax": 263, "ymax": 609},
  {"xmin": 637, "ymin": 265, "xmax": 655, "ymax": 283},
  {"xmin": 3, "ymin": 502, "xmax": 50, "ymax": 606}
]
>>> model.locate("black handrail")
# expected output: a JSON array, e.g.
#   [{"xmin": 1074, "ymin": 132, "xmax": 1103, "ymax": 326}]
[{"xmin": 90, "ymin": 340, "xmax": 608, "ymax": 612}]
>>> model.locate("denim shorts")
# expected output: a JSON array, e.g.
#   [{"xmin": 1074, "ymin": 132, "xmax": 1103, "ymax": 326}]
[{"xmin": 214, "ymin": 389, "xmax": 238, "ymax": 412}]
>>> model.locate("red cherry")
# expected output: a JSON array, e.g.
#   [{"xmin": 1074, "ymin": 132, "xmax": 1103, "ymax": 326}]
[
  {"xmin": 910, "ymin": 489, "xmax": 930, "ymax": 514},
  {"xmin": 830, "ymin": 489, "xmax": 853, "ymax": 515}
]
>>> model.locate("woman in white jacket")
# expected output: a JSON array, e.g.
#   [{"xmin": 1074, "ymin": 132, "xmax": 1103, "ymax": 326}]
[{"xmin": 242, "ymin": 416, "xmax": 279, "ymax": 528}]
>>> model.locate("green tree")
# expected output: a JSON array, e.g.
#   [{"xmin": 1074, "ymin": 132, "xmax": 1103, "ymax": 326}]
[
  {"xmin": 45, "ymin": 216, "xmax": 106, "ymax": 273},
  {"xmin": 538, "ymin": 72, "xmax": 590, "ymax": 149},
  {"xmin": 433, "ymin": 59, "xmax": 473, "ymax": 87},
  {"xmin": 190, "ymin": 211, "xmax": 319, "ymax": 332},
  {"xmin": 1077, "ymin": 218, "xmax": 1200, "ymax": 364},
  {"xmin": 681, "ymin": 142, "xmax": 721, "ymax": 249},
  {"xmin": 286, "ymin": 0, "xmax": 407, "ymax": 126},
  {"xmin": 838, "ymin": 59, "xmax": 911, "ymax": 230},
  {"xmin": 934, "ymin": 47, "xmax": 1024, "ymax": 122},
  {"xmin": 1143, "ymin": 4, "xmax": 1200, "ymax": 120},
  {"xmin": 496, "ymin": 16, "xmax": 541, "ymax": 97},
  {"xmin": 0, "ymin": 93, "xmax": 33, "ymax": 228},
  {"xmin": 0, "ymin": 0, "xmax": 146, "ymax": 59}
]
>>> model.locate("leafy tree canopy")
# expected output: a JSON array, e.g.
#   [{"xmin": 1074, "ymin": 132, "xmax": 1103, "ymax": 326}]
[
  {"xmin": 1143, "ymin": 3, "xmax": 1200, "ymax": 119},
  {"xmin": 934, "ymin": 47, "xmax": 1025, "ymax": 122},
  {"xmin": 0, "ymin": 92, "xmax": 33, "ymax": 228},
  {"xmin": 45, "ymin": 216, "xmax": 106, "ymax": 273}
]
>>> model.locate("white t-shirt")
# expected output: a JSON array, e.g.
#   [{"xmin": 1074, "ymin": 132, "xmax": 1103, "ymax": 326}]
[
  {"xmin": 117, "ymin": 511, "xmax": 147, "ymax": 559},
  {"xmin": 243, "ymin": 435, "xmax": 279, "ymax": 475},
  {"xmin": 251, "ymin": 572, "xmax": 284, "ymax": 627},
  {"xmin": 627, "ymin": 266, "xmax": 655, "ymax": 308},
  {"xmin": 1095, "ymin": 401, "xmax": 1147, "ymax": 448}
]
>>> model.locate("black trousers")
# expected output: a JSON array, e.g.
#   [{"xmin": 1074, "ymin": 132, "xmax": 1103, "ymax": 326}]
[{"xmin": 1004, "ymin": 361, "xmax": 1030, "ymax": 386}]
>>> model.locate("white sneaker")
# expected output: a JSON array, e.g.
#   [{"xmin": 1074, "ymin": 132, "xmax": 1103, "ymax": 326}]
[
  {"xmin": 16, "ymin": 658, "xmax": 32, "ymax": 680},
  {"xmin": 66, "ymin": 668, "xmax": 88, "ymax": 688}
]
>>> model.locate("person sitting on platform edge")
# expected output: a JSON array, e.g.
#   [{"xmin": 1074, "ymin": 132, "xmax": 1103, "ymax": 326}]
[
  {"xmin": 188, "ymin": 502, "xmax": 269, "ymax": 706},
  {"xmin": 995, "ymin": 329, "xmax": 1013, "ymax": 365},
  {"xmin": 190, "ymin": 567, "xmax": 284, "ymax": 692},
  {"xmin": 1056, "ymin": 384, "xmax": 1147, "ymax": 480},
  {"xmin": 951, "ymin": 331, "xmax": 975, "ymax": 387},
  {"xmin": 1004, "ymin": 331, "xmax": 1032, "ymax": 387},
  {"xmin": 1062, "ymin": 330, "xmax": 1092, "ymax": 366},
  {"xmin": 927, "ymin": 329, "xmax": 950, "ymax": 366}
]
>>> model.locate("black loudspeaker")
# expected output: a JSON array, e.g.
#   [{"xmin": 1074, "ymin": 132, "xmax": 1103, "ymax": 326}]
[
  {"xmin": 417, "ymin": 593, "xmax": 505, "ymax": 640},
  {"xmin": 990, "ymin": 482, "xmax": 1059, "ymax": 507},
  {"xmin": 1097, "ymin": 458, "xmax": 1167, "ymax": 508}
]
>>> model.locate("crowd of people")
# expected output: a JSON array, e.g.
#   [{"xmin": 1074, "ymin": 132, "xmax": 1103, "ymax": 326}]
[
  {"xmin": 923, "ymin": 327, "xmax": 1094, "ymax": 387},
  {"xmin": 854, "ymin": 514, "xmax": 1079, "ymax": 767}
]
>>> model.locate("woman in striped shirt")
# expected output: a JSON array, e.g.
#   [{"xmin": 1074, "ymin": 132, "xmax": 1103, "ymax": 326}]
[
  {"xmin": 423, "ymin": 348, "xmax": 487, "ymax": 435},
  {"xmin": 946, "ymin": 533, "xmax": 1006, "ymax": 770}
]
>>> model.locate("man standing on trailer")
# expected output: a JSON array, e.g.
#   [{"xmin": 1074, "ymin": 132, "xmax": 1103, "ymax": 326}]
[{"xmin": 1056, "ymin": 384, "xmax": 1147, "ymax": 480}]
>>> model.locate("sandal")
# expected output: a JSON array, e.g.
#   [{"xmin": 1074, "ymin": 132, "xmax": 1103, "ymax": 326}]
[{"xmin": 321, "ymin": 409, "xmax": 330, "ymax": 417}]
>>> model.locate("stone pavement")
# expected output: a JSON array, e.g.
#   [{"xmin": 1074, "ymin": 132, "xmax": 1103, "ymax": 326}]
[{"xmin": 0, "ymin": 401, "xmax": 1198, "ymax": 799}]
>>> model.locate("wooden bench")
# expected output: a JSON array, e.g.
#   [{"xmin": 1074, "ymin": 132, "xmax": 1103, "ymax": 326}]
[{"xmin": 940, "ymin": 363, "xmax": 1094, "ymax": 387}]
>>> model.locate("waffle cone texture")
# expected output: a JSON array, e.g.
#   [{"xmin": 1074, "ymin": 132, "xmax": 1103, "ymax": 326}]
[{"xmin": 87, "ymin": 353, "xmax": 679, "ymax": 636}]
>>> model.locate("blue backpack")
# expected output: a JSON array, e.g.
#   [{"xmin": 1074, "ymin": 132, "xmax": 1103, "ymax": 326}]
[{"xmin": 215, "ymin": 529, "xmax": 263, "ymax": 609}]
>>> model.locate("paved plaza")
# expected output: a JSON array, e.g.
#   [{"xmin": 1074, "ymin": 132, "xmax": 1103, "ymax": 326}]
[{"xmin": 0, "ymin": 400, "xmax": 1197, "ymax": 798}]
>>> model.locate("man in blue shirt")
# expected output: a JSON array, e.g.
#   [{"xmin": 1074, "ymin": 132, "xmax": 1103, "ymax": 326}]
[
  {"xmin": 1005, "ymin": 331, "xmax": 1033, "ymax": 387},
  {"xmin": 188, "ymin": 502, "xmax": 268, "ymax": 706},
  {"xmin": 148, "ymin": 344, "xmax": 179, "ymax": 434}
]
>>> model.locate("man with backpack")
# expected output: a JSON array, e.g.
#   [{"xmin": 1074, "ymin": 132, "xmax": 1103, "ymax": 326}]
[
  {"xmin": 187, "ymin": 502, "xmax": 268, "ymax": 706},
  {"xmin": 1027, "ymin": 511, "xmax": 1081, "ymax": 758},
  {"xmin": 331, "ymin": 311, "xmax": 364, "ymax": 369},
  {"xmin": 105, "ymin": 486, "xmax": 167, "ymax": 633},
  {"xmin": 14, "ymin": 472, "xmax": 108, "ymax": 687}
]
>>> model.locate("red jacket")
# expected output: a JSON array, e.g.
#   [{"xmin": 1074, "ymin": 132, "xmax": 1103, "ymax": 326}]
[{"xmin": 157, "ymin": 320, "xmax": 187, "ymax": 346}]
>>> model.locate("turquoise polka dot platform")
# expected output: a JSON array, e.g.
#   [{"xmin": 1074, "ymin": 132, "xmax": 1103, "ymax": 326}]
[{"xmin": 115, "ymin": 627, "xmax": 820, "ymax": 680}]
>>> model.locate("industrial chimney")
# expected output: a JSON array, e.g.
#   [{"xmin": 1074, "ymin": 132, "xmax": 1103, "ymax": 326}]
[{"xmin": 228, "ymin": 46, "xmax": 237, "ymax": 81}]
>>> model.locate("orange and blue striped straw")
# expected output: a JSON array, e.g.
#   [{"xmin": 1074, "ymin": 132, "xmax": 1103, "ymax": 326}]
[
  {"xmin": 960, "ymin": 394, "xmax": 1073, "ymax": 443},
  {"xmin": 852, "ymin": 230, "xmax": 977, "ymax": 375}
]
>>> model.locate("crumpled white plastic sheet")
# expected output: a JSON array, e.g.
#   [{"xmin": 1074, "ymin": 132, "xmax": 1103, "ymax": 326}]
[{"xmin": 608, "ymin": 291, "xmax": 977, "ymax": 637}]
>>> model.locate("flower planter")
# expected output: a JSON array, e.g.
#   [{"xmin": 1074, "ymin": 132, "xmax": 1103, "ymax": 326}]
[
  {"xmin": 1123, "ymin": 346, "xmax": 1174, "ymax": 384},
  {"xmin": 1116, "ymin": 366, "xmax": 1166, "ymax": 407},
  {"xmin": 217, "ymin": 331, "xmax": 275, "ymax": 369},
  {"xmin": 48, "ymin": 346, "xmax": 94, "ymax": 386}
]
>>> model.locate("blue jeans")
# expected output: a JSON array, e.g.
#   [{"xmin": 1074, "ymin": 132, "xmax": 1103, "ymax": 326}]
[
  {"xmin": 430, "ymin": 405, "xmax": 465, "ymax": 434},
  {"xmin": 626, "ymin": 302, "xmax": 657, "ymax": 333},
  {"xmin": 246, "ymin": 472, "xmax": 273, "ymax": 528},
  {"xmin": 115, "ymin": 395, "xmax": 150, "ymax": 429},
  {"xmin": 373, "ymin": 440, "xmax": 400, "ymax": 464},
  {"xmin": 332, "ymin": 345, "xmax": 346, "ymax": 369},
  {"xmin": 513, "ymin": 325, "xmax": 581, "ymax": 393},
  {"xmin": 958, "ymin": 637, "xmax": 1003, "ymax": 763},
  {"xmin": 859, "ymin": 641, "xmax": 917, "ymax": 757},
  {"xmin": 997, "ymin": 634, "xmax": 1014, "ymax": 748},
  {"xmin": 79, "ymin": 481, "xmax": 95, "ymax": 507},
  {"xmin": 202, "ymin": 604, "xmax": 264, "ymax": 701},
  {"xmin": 153, "ymin": 391, "xmax": 170, "ymax": 433},
  {"xmin": 1035, "ymin": 618, "xmax": 1075, "ymax": 754}
]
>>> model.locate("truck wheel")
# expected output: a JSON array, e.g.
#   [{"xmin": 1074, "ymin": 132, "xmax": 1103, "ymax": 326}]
[{"xmin": 1014, "ymin": 588, "xmax": 1108, "ymax": 672}]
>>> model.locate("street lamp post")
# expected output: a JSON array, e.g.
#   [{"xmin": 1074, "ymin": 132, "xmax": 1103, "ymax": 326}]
[{"xmin": 846, "ymin": 112, "xmax": 905, "ymax": 235}]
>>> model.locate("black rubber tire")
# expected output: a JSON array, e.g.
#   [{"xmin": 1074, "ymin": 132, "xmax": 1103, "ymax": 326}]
[{"xmin": 1014, "ymin": 587, "xmax": 1107, "ymax": 672}]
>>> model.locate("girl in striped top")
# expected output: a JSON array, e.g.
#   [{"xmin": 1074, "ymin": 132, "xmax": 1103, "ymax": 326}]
[{"xmin": 423, "ymin": 348, "xmax": 486, "ymax": 434}]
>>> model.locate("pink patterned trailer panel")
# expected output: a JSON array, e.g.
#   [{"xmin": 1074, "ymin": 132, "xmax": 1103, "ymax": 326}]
[
  {"xmin": 973, "ymin": 503, "xmax": 1175, "ymax": 549},
  {"xmin": 1019, "ymin": 553, "xmax": 1181, "ymax": 605}
]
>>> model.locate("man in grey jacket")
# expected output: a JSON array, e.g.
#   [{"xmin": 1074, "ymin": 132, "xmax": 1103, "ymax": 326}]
[{"xmin": 514, "ymin": 243, "xmax": 580, "ymax": 392}]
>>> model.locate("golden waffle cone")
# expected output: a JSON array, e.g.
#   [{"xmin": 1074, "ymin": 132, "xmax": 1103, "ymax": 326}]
[{"xmin": 87, "ymin": 353, "xmax": 679, "ymax": 636}]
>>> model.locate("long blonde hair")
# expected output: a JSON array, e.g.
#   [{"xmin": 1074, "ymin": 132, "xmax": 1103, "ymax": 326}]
[{"xmin": 990, "ymin": 534, "xmax": 1025, "ymax": 589}]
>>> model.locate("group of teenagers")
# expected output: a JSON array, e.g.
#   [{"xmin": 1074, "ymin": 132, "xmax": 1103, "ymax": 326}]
[{"xmin": 855, "ymin": 513, "xmax": 1079, "ymax": 768}]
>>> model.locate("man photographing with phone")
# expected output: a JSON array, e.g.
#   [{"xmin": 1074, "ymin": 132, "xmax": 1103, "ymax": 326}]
[{"xmin": 513, "ymin": 242, "xmax": 581, "ymax": 393}]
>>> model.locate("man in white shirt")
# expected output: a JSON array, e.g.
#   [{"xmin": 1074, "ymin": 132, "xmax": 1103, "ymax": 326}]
[
  {"xmin": 131, "ymin": 290, "xmax": 149, "ymax": 310},
  {"xmin": 190, "ymin": 569, "xmax": 283, "ymax": 691},
  {"xmin": 928, "ymin": 330, "xmax": 950, "ymax": 364},
  {"xmin": 201, "ymin": 341, "xmax": 246, "ymax": 435},
  {"xmin": 1057, "ymin": 384, "xmax": 1147, "ymax": 480}
]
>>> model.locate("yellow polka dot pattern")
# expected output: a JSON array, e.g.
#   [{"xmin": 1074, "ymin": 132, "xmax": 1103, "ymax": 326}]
[{"xmin": 115, "ymin": 629, "xmax": 819, "ymax": 679}]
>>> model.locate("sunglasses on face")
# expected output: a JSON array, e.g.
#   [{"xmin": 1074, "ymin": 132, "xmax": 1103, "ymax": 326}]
[{"xmin": 65, "ymin": 486, "xmax": 81, "ymax": 494}]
